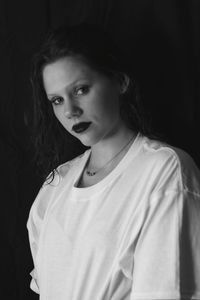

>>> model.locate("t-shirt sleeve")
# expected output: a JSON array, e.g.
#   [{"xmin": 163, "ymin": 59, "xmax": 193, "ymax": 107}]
[
  {"xmin": 27, "ymin": 190, "xmax": 43, "ymax": 294},
  {"xmin": 26, "ymin": 156, "xmax": 83, "ymax": 294},
  {"xmin": 129, "ymin": 189, "xmax": 200, "ymax": 300},
  {"xmin": 26, "ymin": 173, "xmax": 60, "ymax": 294}
]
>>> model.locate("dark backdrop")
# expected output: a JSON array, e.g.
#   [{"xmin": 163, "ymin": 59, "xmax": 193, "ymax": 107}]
[{"xmin": 0, "ymin": 0, "xmax": 200, "ymax": 299}]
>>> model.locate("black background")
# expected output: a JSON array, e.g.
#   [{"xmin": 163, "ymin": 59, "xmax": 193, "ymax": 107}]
[{"xmin": 0, "ymin": 0, "xmax": 200, "ymax": 299}]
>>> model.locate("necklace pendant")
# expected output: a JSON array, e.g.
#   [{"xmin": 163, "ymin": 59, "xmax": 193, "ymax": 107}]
[{"xmin": 86, "ymin": 170, "xmax": 96, "ymax": 176}]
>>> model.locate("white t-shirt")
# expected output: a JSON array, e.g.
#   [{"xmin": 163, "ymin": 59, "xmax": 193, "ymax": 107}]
[{"xmin": 27, "ymin": 133, "xmax": 200, "ymax": 300}]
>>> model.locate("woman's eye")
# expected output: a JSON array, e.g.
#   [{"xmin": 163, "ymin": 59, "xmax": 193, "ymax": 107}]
[
  {"xmin": 75, "ymin": 85, "xmax": 89, "ymax": 96},
  {"xmin": 51, "ymin": 97, "xmax": 63, "ymax": 105}
]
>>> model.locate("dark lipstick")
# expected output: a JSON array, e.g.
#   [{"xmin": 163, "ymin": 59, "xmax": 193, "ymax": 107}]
[{"xmin": 72, "ymin": 122, "xmax": 91, "ymax": 133}]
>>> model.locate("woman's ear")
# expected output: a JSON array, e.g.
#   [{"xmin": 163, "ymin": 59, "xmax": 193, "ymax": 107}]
[{"xmin": 118, "ymin": 73, "xmax": 130, "ymax": 94}]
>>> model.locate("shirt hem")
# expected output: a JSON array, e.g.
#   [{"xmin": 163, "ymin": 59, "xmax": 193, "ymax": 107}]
[{"xmin": 130, "ymin": 292, "xmax": 200, "ymax": 300}]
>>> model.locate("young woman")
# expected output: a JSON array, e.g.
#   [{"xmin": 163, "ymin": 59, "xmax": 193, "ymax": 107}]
[{"xmin": 27, "ymin": 23, "xmax": 200, "ymax": 300}]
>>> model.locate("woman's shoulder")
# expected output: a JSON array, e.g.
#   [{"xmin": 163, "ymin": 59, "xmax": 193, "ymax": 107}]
[
  {"xmin": 43, "ymin": 150, "xmax": 89, "ymax": 186},
  {"xmin": 56, "ymin": 151, "xmax": 88, "ymax": 179},
  {"xmin": 140, "ymin": 135, "xmax": 200, "ymax": 193},
  {"xmin": 142, "ymin": 135, "xmax": 196, "ymax": 167}
]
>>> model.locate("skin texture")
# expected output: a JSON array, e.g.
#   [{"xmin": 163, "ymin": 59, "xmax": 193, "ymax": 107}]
[{"xmin": 43, "ymin": 56, "xmax": 135, "ymax": 169}]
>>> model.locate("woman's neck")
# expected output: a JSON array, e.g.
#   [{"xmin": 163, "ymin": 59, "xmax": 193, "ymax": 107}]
[{"xmin": 89, "ymin": 127, "xmax": 136, "ymax": 170}]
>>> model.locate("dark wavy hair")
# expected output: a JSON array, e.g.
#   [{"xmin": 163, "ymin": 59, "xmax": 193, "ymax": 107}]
[{"xmin": 31, "ymin": 23, "xmax": 151, "ymax": 181}]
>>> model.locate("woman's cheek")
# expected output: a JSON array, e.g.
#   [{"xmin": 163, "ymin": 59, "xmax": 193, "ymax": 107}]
[{"xmin": 53, "ymin": 106, "xmax": 63, "ymax": 120}]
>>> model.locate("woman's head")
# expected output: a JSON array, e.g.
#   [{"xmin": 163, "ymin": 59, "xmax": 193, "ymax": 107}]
[
  {"xmin": 31, "ymin": 23, "xmax": 146, "ymax": 179},
  {"xmin": 43, "ymin": 55, "xmax": 129, "ymax": 147}
]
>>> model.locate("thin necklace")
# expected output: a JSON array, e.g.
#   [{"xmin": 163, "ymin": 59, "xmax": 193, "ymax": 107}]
[{"xmin": 85, "ymin": 134, "xmax": 135, "ymax": 176}]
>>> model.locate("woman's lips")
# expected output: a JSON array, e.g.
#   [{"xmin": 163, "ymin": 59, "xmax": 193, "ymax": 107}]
[{"xmin": 72, "ymin": 122, "xmax": 92, "ymax": 133}]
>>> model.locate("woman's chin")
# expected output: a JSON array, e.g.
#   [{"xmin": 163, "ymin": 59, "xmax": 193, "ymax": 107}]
[
  {"xmin": 76, "ymin": 134, "xmax": 101, "ymax": 148},
  {"xmin": 75, "ymin": 135, "xmax": 94, "ymax": 147}
]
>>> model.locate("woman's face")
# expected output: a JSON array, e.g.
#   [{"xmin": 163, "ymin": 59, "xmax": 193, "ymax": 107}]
[{"xmin": 42, "ymin": 56, "xmax": 125, "ymax": 147}]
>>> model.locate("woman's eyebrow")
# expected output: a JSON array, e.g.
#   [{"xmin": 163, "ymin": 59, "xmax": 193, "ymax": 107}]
[{"xmin": 47, "ymin": 78, "xmax": 90, "ymax": 97}]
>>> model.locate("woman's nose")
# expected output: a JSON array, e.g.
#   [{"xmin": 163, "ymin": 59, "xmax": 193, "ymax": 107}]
[{"xmin": 64, "ymin": 101, "xmax": 83, "ymax": 119}]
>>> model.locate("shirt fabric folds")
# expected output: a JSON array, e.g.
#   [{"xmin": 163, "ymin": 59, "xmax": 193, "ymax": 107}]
[{"xmin": 27, "ymin": 133, "xmax": 200, "ymax": 300}]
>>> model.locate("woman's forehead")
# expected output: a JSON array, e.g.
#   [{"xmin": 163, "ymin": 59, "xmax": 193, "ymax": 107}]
[{"xmin": 42, "ymin": 57, "xmax": 95, "ymax": 93}]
